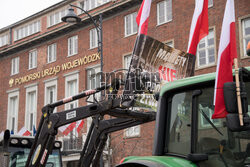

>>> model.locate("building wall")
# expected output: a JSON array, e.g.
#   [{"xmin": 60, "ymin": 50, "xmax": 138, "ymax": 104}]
[{"xmin": 0, "ymin": 0, "xmax": 249, "ymax": 166}]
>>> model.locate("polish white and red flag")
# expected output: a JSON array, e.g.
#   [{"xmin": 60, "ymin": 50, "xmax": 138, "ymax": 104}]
[
  {"xmin": 17, "ymin": 127, "xmax": 31, "ymax": 136},
  {"xmin": 76, "ymin": 120, "xmax": 84, "ymax": 133},
  {"xmin": 187, "ymin": 0, "xmax": 208, "ymax": 55},
  {"xmin": 59, "ymin": 122, "xmax": 76, "ymax": 136},
  {"xmin": 213, "ymin": 0, "xmax": 237, "ymax": 119},
  {"xmin": 136, "ymin": 0, "xmax": 152, "ymax": 35}
]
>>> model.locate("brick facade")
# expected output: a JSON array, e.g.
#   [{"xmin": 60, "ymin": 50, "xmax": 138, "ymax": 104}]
[{"xmin": 0, "ymin": 0, "xmax": 249, "ymax": 166}]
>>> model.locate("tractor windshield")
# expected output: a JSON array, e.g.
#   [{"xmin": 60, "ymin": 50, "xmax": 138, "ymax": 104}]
[
  {"xmin": 8, "ymin": 147, "xmax": 61, "ymax": 167},
  {"xmin": 167, "ymin": 82, "xmax": 250, "ymax": 167}
]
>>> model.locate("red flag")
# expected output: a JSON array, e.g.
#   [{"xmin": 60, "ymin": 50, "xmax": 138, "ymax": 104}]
[
  {"xmin": 17, "ymin": 127, "xmax": 31, "ymax": 136},
  {"xmin": 76, "ymin": 120, "xmax": 84, "ymax": 133},
  {"xmin": 59, "ymin": 122, "xmax": 76, "ymax": 136},
  {"xmin": 187, "ymin": 0, "xmax": 208, "ymax": 55},
  {"xmin": 136, "ymin": 0, "xmax": 152, "ymax": 35},
  {"xmin": 213, "ymin": 0, "xmax": 237, "ymax": 119}
]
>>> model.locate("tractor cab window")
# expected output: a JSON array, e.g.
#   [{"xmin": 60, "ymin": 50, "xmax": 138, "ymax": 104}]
[
  {"xmin": 168, "ymin": 91, "xmax": 192, "ymax": 155},
  {"xmin": 197, "ymin": 85, "xmax": 250, "ymax": 167},
  {"xmin": 167, "ymin": 82, "xmax": 250, "ymax": 167},
  {"xmin": 7, "ymin": 147, "xmax": 61, "ymax": 167}
]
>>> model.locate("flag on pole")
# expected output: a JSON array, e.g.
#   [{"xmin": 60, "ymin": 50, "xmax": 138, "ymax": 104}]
[
  {"xmin": 187, "ymin": 0, "xmax": 209, "ymax": 55},
  {"xmin": 58, "ymin": 122, "xmax": 76, "ymax": 136},
  {"xmin": 76, "ymin": 120, "xmax": 84, "ymax": 134},
  {"xmin": 17, "ymin": 127, "xmax": 31, "ymax": 136},
  {"xmin": 136, "ymin": 0, "xmax": 152, "ymax": 35},
  {"xmin": 213, "ymin": 0, "xmax": 237, "ymax": 119}
]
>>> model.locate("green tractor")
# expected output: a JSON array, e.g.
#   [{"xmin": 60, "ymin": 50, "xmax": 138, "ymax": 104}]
[{"xmin": 117, "ymin": 67, "xmax": 250, "ymax": 167}]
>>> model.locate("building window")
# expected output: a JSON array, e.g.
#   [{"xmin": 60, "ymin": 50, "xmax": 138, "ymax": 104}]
[
  {"xmin": 165, "ymin": 41, "xmax": 174, "ymax": 47},
  {"xmin": 44, "ymin": 78, "xmax": 57, "ymax": 111},
  {"xmin": 14, "ymin": 20, "xmax": 40, "ymax": 41},
  {"xmin": 65, "ymin": 72, "xmax": 79, "ymax": 110},
  {"xmin": 196, "ymin": 29, "xmax": 215, "ymax": 67},
  {"xmin": 124, "ymin": 54, "xmax": 132, "ymax": 69},
  {"xmin": 208, "ymin": 0, "xmax": 213, "ymax": 8},
  {"xmin": 63, "ymin": 72, "xmax": 79, "ymax": 150},
  {"xmin": 87, "ymin": 66, "xmax": 101, "ymax": 101},
  {"xmin": 90, "ymin": 28, "xmax": 98, "ymax": 49},
  {"xmin": 25, "ymin": 85, "xmax": 37, "ymax": 133},
  {"xmin": 242, "ymin": 18, "xmax": 250, "ymax": 57},
  {"xmin": 80, "ymin": 0, "xmax": 110, "ymax": 11},
  {"xmin": 11, "ymin": 57, "xmax": 19, "ymax": 75},
  {"xmin": 48, "ymin": 8, "xmax": 68, "ymax": 27},
  {"xmin": 124, "ymin": 125, "xmax": 140, "ymax": 138},
  {"xmin": 199, "ymin": 104, "xmax": 221, "ymax": 128},
  {"xmin": 29, "ymin": 50, "xmax": 37, "ymax": 69},
  {"xmin": 48, "ymin": 43, "xmax": 57, "ymax": 63},
  {"xmin": 68, "ymin": 35, "xmax": 78, "ymax": 57},
  {"xmin": 124, "ymin": 12, "xmax": 137, "ymax": 37},
  {"xmin": 157, "ymin": 0, "xmax": 172, "ymax": 25},
  {"xmin": 0, "ymin": 34, "xmax": 9, "ymax": 47},
  {"xmin": 7, "ymin": 90, "xmax": 19, "ymax": 134}
]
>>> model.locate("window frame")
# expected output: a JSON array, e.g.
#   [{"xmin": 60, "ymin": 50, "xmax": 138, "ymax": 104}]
[
  {"xmin": 44, "ymin": 78, "xmax": 58, "ymax": 112},
  {"xmin": 7, "ymin": 89, "xmax": 19, "ymax": 134},
  {"xmin": 240, "ymin": 16, "xmax": 250, "ymax": 58},
  {"xmin": 79, "ymin": 0, "xmax": 110, "ymax": 12},
  {"xmin": 124, "ymin": 125, "xmax": 141, "ymax": 138},
  {"xmin": 165, "ymin": 39, "xmax": 174, "ymax": 47},
  {"xmin": 47, "ymin": 43, "xmax": 57, "ymax": 63},
  {"xmin": 157, "ymin": 0, "xmax": 173, "ymax": 26},
  {"xmin": 90, "ymin": 28, "xmax": 98, "ymax": 49},
  {"xmin": 86, "ymin": 65, "xmax": 101, "ymax": 101},
  {"xmin": 196, "ymin": 28, "xmax": 216, "ymax": 68},
  {"xmin": 29, "ymin": 49, "xmax": 37, "ymax": 69},
  {"xmin": 14, "ymin": 20, "xmax": 41, "ymax": 41},
  {"xmin": 124, "ymin": 12, "xmax": 138, "ymax": 37},
  {"xmin": 0, "ymin": 34, "xmax": 9, "ymax": 47},
  {"xmin": 11, "ymin": 57, "xmax": 19, "ymax": 75},
  {"xmin": 199, "ymin": 105, "xmax": 222, "ymax": 128},
  {"xmin": 64, "ymin": 71, "xmax": 79, "ymax": 110},
  {"xmin": 208, "ymin": 0, "xmax": 213, "ymax": 8},
  {"xmin": 123, "ymin": 54, "xmax": 132, "ymax": 70},
  {"xmin": 25, "ymin": 84, "xmax": 38, "ymax": 134},
  {"xmin": 47, "ymin": 8, "xmax": 68, "ymax": 27},
  {"xmin": 68, "ymin": 35, "xmax": 78, "ymax": 57}
]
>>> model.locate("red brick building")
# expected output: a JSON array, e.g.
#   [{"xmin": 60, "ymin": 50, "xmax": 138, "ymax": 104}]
[{"xmin": 0, "ymin": 0, "xmax": 249, "ymax": 166}]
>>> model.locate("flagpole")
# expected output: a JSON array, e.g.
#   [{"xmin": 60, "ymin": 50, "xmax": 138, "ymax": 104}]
[{"xmin": 234, "ymin": 58, "xmax": 244, "ymax": 126}]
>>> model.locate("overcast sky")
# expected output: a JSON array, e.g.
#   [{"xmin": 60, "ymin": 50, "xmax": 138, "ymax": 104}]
[{"xmin": 0, "ymin": 0, "xmax": 64, "ymax": 29}]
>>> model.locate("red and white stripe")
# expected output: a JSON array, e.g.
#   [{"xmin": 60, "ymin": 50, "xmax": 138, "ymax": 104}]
[
  {"xmin": 40, "ymin": 149, "xmax": 48, "ymax": 165},
  {"xmin": 136, "ymin": 0, "xmax": 152, "ymax": 35},
  {"xmin": 213, "ymin": 0, "xmax": 237, "ymax": 119},
  {"xmin": 187, "ymin": 0, "xmax": 208, "ymax": 55},
  {"xmin": 84, "ymin": 89, "xmax": 96, "ymax": 95},
  {"xmin": 76, "ymin": 120, "xmax": 84, "ymax": 133},
  {"xmin": 58, "ymin": 122, "xmax": 76, "ymax": 136},
  {"xmin": 17, "ymin": 127, "xmax": 31, "ymax": 136}
]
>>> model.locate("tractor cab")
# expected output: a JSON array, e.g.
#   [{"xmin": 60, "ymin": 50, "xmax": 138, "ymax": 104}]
[
  {"xmin": 0, "ymin": 131, "xmax": 62, "ymax": 167},
  {"xmin": 118, "ymin": 67, "xmax": 250, "ymax": 167}
]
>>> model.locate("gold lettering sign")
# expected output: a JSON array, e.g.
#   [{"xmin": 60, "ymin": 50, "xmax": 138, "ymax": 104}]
[{"xmin": 9, "ymin": 53, "xmax": 100, "ymax": 87}]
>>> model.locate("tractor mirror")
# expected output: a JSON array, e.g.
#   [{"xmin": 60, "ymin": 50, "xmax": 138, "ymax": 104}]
[
  {"xmin": 223, "ymin": 82, "xmax": 248, "ymax": 113},
  {"xmin": 226, "ymin": 114, "xmax": 250, "ymax": 131},
  {"xmin": 224, "ymin": 82, "xmax": 250, "ymax": 131}
]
